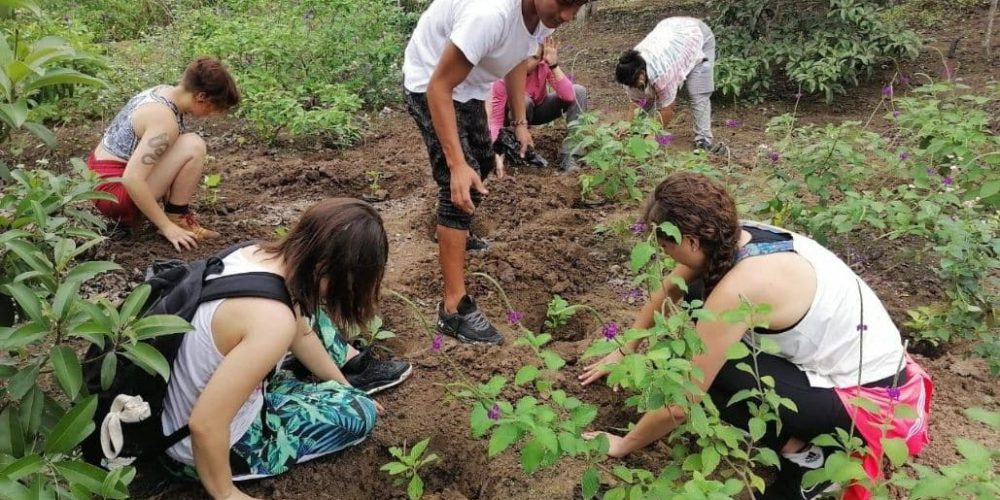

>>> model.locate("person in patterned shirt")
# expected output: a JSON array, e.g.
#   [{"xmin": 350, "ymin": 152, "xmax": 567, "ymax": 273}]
[{"xmin": 615, "ymin": 17, "xmax": 729, "ymax": 156}]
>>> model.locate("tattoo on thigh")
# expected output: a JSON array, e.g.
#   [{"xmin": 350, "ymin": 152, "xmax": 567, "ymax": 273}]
[{"xmin": 141, "ymin": 133, "xmax": 171, "ymax": 165}]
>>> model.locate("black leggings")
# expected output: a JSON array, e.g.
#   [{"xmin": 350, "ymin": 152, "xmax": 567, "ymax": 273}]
[{"xmin": 707, "ymin": 349, "xmax": 903, "ymax": 450}]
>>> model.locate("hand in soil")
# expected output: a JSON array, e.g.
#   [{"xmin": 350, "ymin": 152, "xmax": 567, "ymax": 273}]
[
  {"xmin": 582, "ymin": 431, "xmax": 631, "ymax": 458},
  {"xmin": 450, "ymin": 164, "xmax": 488, "ymax": 214},
  {"xmin": 494, "ymin": 154, "xmax": 506, "ymax": 179},
  {"xmin": 578, "ymin": 349, "xmax": 624, "ymax": 386},
  {"xmin": 160, "ymin": 222, "xmax": 198, "ymax": 252},
  {"xmin": 219, "ymin": 487, "xmax": 261, "ymax": 500},
  {"xmin": 514, "ymin": 125, "xmax": 534, "ymax": 158}
]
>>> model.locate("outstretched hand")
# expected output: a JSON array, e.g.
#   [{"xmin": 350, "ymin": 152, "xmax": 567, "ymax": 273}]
[{"xmin": 543, "ymin": 37, "xmax": 559, "ymax": 66}]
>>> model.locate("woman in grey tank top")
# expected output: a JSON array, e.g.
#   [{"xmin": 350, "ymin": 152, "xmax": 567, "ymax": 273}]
[{"xmin": 87, "ymin": 57, "xmax": 240, "ymax": 252}]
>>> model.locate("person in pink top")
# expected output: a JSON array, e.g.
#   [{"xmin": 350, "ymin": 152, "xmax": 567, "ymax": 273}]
[{"xmin": 489, "ymin": 37, "xmax": 588, "ymax": 171}]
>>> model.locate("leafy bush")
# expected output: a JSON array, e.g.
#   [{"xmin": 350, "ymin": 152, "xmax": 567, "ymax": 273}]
[{"xmin": 712, "ymin": 0, "xmax": 921, "ymax": 102}]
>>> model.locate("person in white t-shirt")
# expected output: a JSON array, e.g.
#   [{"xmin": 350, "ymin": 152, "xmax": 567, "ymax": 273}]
[
  {"xmin": 615, "ymin": 17, "xmax": 730, "ymax": 156},
  {"xmin": 403, "ymin": 0, "xmax": 590, "ymax": 345}
]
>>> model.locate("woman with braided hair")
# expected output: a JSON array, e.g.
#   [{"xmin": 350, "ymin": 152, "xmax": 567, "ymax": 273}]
[{"xmin": 578, "ymin": 173, "xmax": 932, "ymax": 500}]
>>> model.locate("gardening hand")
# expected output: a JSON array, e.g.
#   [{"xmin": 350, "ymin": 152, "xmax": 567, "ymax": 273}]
[
  {"xmin": 160, "ymin": 222, "xmax": 198, "ymax": 252},
  {"xmin": 218, "ymin": 487, "xmax": 261, "ymax": 500},
  {"xmin": 450, "ymin": 163, "xmax": 488, "ymax": 214},
  {"xmin": 578, "ymin": 348, "xmax": 624, "ymax": 386},
  {"xmin": 514, "ymin": 125, "xmax": 534, "ymax": 158},
  {"xmin": 582, "ymin": 431, "xmax": 632, "ymax": 458},
  {"xmin": 543, "ymin": 37, "xmax": 559, "ymax": 66}
]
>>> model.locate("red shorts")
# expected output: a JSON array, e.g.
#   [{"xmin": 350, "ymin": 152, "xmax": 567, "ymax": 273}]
[{"xmin": 87, "ymin": 153, "xmax": 140, "ymax": 226}]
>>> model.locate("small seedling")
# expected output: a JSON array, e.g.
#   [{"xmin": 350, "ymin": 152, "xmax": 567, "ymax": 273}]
[
  {"xmin": 380, "ymin": 438, "xmax": 440, "ymax": 500},
  {"xmin": 273, "ymin": 226, "xmax": 289, "ymax": 238},
  {"xmin": 363, "ymin": 170, "xmax": 388, "ymax": 202},
  {"xmin": 359, "ymin": 315, "xmax": 396, "ymax": 349},
  {"xmin": 202, "ymin": 173, "xmax": 223, "ymax": 205}
]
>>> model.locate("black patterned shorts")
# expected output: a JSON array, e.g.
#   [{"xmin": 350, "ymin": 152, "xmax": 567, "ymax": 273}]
[{"xmin": 405, "ymin": 90, "xmax": 495, "ymax": 230}]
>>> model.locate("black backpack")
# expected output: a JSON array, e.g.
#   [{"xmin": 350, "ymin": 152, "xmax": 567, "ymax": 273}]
[{"xmin": 81, "ymin": 242, "xmax": 294, "ymax": 468}]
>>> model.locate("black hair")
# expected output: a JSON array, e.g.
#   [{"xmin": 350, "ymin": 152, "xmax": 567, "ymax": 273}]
[{"xmin": 615, "ymin": 49, "xmax": 647, "ymax": 87}]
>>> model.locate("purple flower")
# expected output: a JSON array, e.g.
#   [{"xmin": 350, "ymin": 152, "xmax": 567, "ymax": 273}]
[
  {"xmin": 856, "ymin": 323, "xmax": 868, "ymax": 332},
  {"xmin": 487, "ymin": 403, "xmax": 501, "ymax": 421},
  {"xmin": 629, "ymin": 220, "xmax": 648, "ymax": 235},
  {"xmin": 769, "ymin": 150, "xmax": 781, "ymax": 163},
  {"xmin": 431, "ymin": 335, "xmax": 444, "ymax": 351},
  {"xmin": 506, "ymin": 310, "xmax": 524, "ymax": 325},
  {"xmin": 882, "ymin": 84, "xmax": 894, "ymax": 98},
  {"xmin": 926, "ymin": 167, "xmax": 937, "ymax": 175},
  {"xmin": 655, "ymin": 134, "xmax": 673, "ymax": 146},
  {"xmin": 636, "ymin": 98, "xmax": 649, "ymax": 108},
  {"xmin": 892, "ymin": 110, "xmax": 901, "ymax": 119},
  {"xmin": 942, "ymin": 176, "xmax": 953, "ymax": 186},
  {"xmin": 725, "ymin": 118, "xmax": 742, "ymax": 128},
  {"xmin": 899, "ymin": 152, "xmax": 910, "ymax": 161},
  {"xmin": 887, "ymin": 386, "xmax": 901, "ymax": 402},
  {"xmin": 602, "ymin": 321, "xmax": 620, "ymax": 340},
  {"xmin": 900, "ymin": 74, "xmax": 911, "ymax": 86}
]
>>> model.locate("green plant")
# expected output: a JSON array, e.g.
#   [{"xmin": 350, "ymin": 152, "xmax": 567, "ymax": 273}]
[
  {"xmin": 0, "ymin": 0, "xmax": 104, "ymax": 159},
  {"xmin": 354, "ymin": 315, "xmax": 396, "ymax": 349},
  {"xmin": 201, "ymin": 172, "xmax": 223, "ymax": 206},
  {"xmin": 380, "ymin": 437, "xmax": 440, "ymax": 500},
  {"xmin": 569, "ymin": 110, "xmax": 665, "ymax": 203}
]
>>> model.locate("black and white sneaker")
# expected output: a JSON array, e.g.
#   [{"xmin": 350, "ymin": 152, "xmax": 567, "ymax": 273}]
[
  {"xmin": 437, "ymin": 295, "xmax": 503, "ymax": 345},
  {"xmin": 466, "ymin": 234, "xmax": 489, "ymax": 252},
  {"xmin": 754, "ymin": 453, "xmax": 839, "ymax": 500},
  {"xmin": 693, "ymin": 138, "xmax": 731, "ymax": 157},
  {"xmin": 342, "ymin": 347, "xmax": 413, "ymax": 395}
]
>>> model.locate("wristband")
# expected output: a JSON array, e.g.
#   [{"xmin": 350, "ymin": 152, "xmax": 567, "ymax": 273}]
[{"xmin": 510, "ymin": 119, "xmax": 529, "ymax": 128}]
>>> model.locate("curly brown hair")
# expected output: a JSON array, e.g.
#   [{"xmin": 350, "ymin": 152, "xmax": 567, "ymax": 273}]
[{"xmin": 641, "ymin": 172, "xmax": 741, "ymax": 291}]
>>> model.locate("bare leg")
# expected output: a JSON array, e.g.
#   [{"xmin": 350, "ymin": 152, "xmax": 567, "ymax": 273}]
[
  {"xmin": 144, "ymin": 132, "xmax": 207, "ymax": 204},
  {"xmin": 782, "ymin": 436, "xmax": 806, "ymax": 453},
  {"xmin": 438, "ymin": 224, "xmax": 468, "ymax": 313}
]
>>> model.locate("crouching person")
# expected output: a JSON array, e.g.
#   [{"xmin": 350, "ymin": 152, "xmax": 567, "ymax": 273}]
[{"xmin": 160, "ymin": 198, "xmax": 388, "ymax": 499}]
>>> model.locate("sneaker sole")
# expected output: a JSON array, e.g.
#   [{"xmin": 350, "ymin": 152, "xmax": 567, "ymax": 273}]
[
  {"xmin": 361, "ymin": 365, "xmax": 414, "ymax": 395},
  {"xmin": 438, "ymin": 328, "xmax": 504, "ymax": 345}
]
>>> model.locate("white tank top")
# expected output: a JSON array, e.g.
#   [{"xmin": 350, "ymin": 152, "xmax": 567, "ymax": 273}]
[
  {"xmin": 161, "ymin": 248, "xmax": 279, "ymax": 465},
  {"xmin": 739, "ymin": 223, "xmax": 904, "ymax": 388}
]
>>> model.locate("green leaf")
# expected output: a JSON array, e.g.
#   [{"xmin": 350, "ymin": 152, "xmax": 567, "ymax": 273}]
[
  {"xmin": 0, "ymin": 454, "xmax": 44, "ymax": 481},
  {"xmin": 469, "ymin": 404, "xmax": 492, "ymax": 438},
  {"xmin": 629, "ymin": 242, "xmax": 656, "ymax": 272},
  {"xmin": 406, "ymin": 474, "xmax": 423, "ymax": 500},
  {"xmin": 581, "ymin": 466, "xmax": 600, "ymax": 499},
  {"xmin": 657, "ymin": 222, "xmax": 682, "ymax": 243},
  {"xmin": 980, "ymin": 179, "xmax": 1000, "ymax": 199},
  {"xmin": 379, "ymin": 462, "xmax": 407, "ymax": 475},
  {"xmin": 488, "ymin": 424, "xmax": 520, "ymax": 457},
  {"xmin": 52, "ymin": 460, "xmax": 108, "ymax": 494},
  {"xmin": 132, "ymin": 315, "xmax": 193, "ymax": 341},
  {"xmin": 100, "ymin": 352, "xmax": 117, "ymax": 391},
  {"xmin": 540, "ymin": 350, "xmax": 565, "ymax": 371},
  {"xmin": 3, "ymin": 282, "xmax": 44, "ymax": 324},
  {"xmin": 534, "ymin": 426, "xmax": 559, "ymax": 453},
  {"xmin": 119, "ymin": 284, "xmax": 151, "ymax": 323},
  {"xmin": 410, "ymin": 438, "xmax": 430, "ymax": 462},
  {"xmin": 0, "ymin": 478, "xmax": 31, "ymax": 500},
  {"xmin": 881, "ymin": 437, "xmax": 909, "ymax": 467},
  {"xmin": 21, "ymin": 122, "xmax": 56, "ymax": 148},
  {"xmin": 725, "ymin": 341, "xmax": 751, "ymax": 360},
  {"xmin": 18, "ymin": 386, "xmax": 44, "ymax": 437},
  {"xmin": 515, "ymin": 365, "xmax": 539, "ymax": 386},
  {"xmin": 520, "ymin": 438, "xmax": 546, "ymax": 474},
  {"xmin": 963, "ymin": 407, "xmax": 1000, "ymax": 429},
  {"xmin": 123, "ymin": 342, "xmax": 170, "ymax": 381},
  {"xmin": 748, "ymin": 417, "xmax": 766, "ymax": 442},
  {"xmin": 64, "ymin": 261, "xmax": 120, "ymax": 286},
  {"xmin": 44, "ymin": 395, "xmax": 97, "ymax": 454},
  {"xmin": 50, "ymin": 345, "xmax": 83, "ymax": 400},
  {"xmin": 955, "ymin": 438, "xmax": 989, "ymax": 464},
  {"xmin": 0, "ymin": 0, "xmax": 42, "ymax": 17},
  {"xmin": 8, "ymin": 363, "xmax": 40, "ymax": 401},
  {"xmin": 701, "ymin": 446, "xmax": 721, "ymax": 474},
  {"xmin": 5, "ymin": 239, "xmax": 53, "ymax": 275},
  {"xmin": 52, "ymin": 279, "xmax": 81, "ymax": 322},
  {"xmin": 22, "ymin": 68, "xmax": 106, "ymax": 94},
  {"xmin": 0, "ymin": 408, "xmax": 25, "ymax": 456}
]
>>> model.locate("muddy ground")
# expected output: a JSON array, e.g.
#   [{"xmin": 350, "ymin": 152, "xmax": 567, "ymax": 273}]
[{"xmin": 5, "ymin": 1, "xmax": 999, "ymax": 498}]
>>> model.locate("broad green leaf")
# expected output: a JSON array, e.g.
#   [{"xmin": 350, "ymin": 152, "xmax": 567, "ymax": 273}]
[
  {"xmin": 629, "ymin": 242, "xmax": 656, "ymax": 271},
  {"xmin": 64, "ymin": 261, "xmax": 120, "ymax": 286},
  {"xmin": 52, "ymin": 279, "xmax": 81, "ymax": 322},
  {"xmin": 3, "ymin": 322, "xmax": 48, "ymax": 349},
  {"xmin": 410, "ymin": 438, "xmax": 430, "ymax": 462},
  {"xmin": 0, "ymin": 100, "xmax": 27, "ymax": 127},
  {"xmin": 0, "ymin": 408, "xmax": 25, "ymax": 456},
  {"xmin": 540, "ymin": 350, "xmax": 565, "ymax": 371},
  {"xmin": 21, "ymin": 121, "xmax": 56, "ymax": 148},
  {"xmin": 22, "ymin": 68, "xmax": 106, "ymax": 94},
  {"xmin": 520, "ymin": 438, "xmax": 546, "ymax": 474},
  {"xmin": 881, "ymin": 437, "xmax": 909, "ymax": 467},
  {"xmin": 581, "ymin": 466, "xmax": 600, "ymax": 499},
  {"xmin": 379, "ymin": 462, "xmax": 407, "ymax": 475},
  {"xmin": 53, "ymin": 460, "xmax": 108, "ymax": 494},
  {"xmin": 963, "ymin": 407, "xmax": 1000, "ymax": 429},
  {"xmin": 44, "ymin": 395, "xmax": 97, "ymax": 454},
  {"xmin": 5, "ymin": 239, "xmax": 53, "ymax": 274},
  {"xmin": 123, "ymin": 342, "xmax": 170, "ymax": 381},
  {"xmin": 3, "ymin": 282, "xmax": 43, "ymax": 324},
  {"xmin": 469, "ymin": 404, "xmax": 492, "ymax": 438},
  {"xmin": 100, "ymin": 352, "xmax": 117, "ymax": 391},
  {"xmin": 725, "ymin": 341, "xmax": 750, "ymax": 360},
  {"xmin": 515, "ymin": 365, "xmax": 539, "ymax": 386},
  {"xmin": 18, "ymin": 385, "xmax": 44, "ymax": 436},
  {"xmin": 132, "ymin": 314, "xmax": 193, "ymax": 341},
  {"xmin": 955, "ymin": 438, "xmax": 989, "ymax": 464},
  {"xmin": 488, "ymin": 423, "xmax": 520, "ymax": 457},
  {"xmin": 0, "ymin": 454, "xmax": 43, "ymax": 481},
  {"xmin": 50, "ymin": 345, "xmax": 83, "ymax": 400},
  {"xmin": 534, "ymin": 427, "xmax": 559, "ymax": 453},
  {"xmin": 406, "ymin": 474, "xmax": 423, "ymax": 500},
  {"xmin": 980, "ymin": 179, "xmax": 1000, "ymax": 199},
  {"xmin": 748, "ymin": 417, "xmax": 766, "ymax": 442},
  {"xmin": 701, "ymin": 446, "xmax": 720, "ymax": 474},
  {"xmin": 0, "ymin": 0, "xmax": 42, "ymax": 17},
  {"xmin": 0, "ymin": 478, "xmax": 31, "ymax": 500},
  {"xmin": 8, "ymin": 363, "xmax": 40, "ymax": 401},
  {"xmin": 119, "ymin": 284, "xmax": 151, "ymax": 323}
]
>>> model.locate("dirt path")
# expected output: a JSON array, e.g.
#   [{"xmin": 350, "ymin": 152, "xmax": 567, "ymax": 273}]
[{"xmin": 7, "ymin": 1, "xmax": 997, "ymax": 498}]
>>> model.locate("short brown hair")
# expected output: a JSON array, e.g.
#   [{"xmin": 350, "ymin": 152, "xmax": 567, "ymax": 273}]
[
  {"xmin": 261, "ymin": 198, "xmax": 388, "ymax": 329},
  {"xmin": 642, "ymin": 172, "xmax": 741, "ymax": 291},
  {"xmin": 182, "ymin": 57, "xmax": 240, "ymax": 109}
]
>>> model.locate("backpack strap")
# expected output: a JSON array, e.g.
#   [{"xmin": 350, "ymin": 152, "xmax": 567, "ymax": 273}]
[{"xmin": 198, "ymin": 272, "xmax": 294, "ymax": 312}]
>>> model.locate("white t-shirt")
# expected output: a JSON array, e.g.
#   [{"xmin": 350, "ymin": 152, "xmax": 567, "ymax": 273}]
[
  {"xmin": 626, "ymin": 17, "xmax": 705, "ymax": 108},
  {"xmin": 403, "ymin": 0, "xmax": 552, "ymax": 103}
]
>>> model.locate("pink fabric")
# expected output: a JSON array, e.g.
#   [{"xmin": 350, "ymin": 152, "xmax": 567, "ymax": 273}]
[
  {"xmin": 833, "ymin": 358, "xmax": 933, "ymax": 500},
  {"xmin": 488, "ymin": 62, "xmax": 576, "ymax": 141}
]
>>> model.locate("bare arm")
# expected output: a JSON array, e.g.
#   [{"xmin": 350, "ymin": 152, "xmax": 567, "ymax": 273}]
[
  {"xmin": 121, "ymin": 105, "xmax": 179, "ymax": 231},
  {"xmin": 188, "ymin": 301, "xmax": 297, "ymax": 499},
  {"xmin": 504, "ymin": 59, "xmax": 534, "ymax": 156},
  {"xmin": 289, "ymin": 315, "xmax": 349, "ymax": 385}
]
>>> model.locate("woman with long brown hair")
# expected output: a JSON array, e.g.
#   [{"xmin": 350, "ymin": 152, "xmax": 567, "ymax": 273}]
[{"xmin": 579, "ymin": 173, "xmax": 933, "ymax": 499}]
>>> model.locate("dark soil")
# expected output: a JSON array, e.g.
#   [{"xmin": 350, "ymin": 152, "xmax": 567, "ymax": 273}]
[{"xmin": 4, "ymin": 1, "xmax": 998, "ymax": 499}]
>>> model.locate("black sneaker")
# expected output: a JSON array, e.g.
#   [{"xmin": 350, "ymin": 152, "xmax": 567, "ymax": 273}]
[
  {"xmin": 467, "ymin": 234, "xmax": 489, "ymax": 252},
  {"xmin": 437, "ymin": 295, "xmax": 503, "ymax": 344},
  {"xmin": 342, "ymin": 347, "xmax": 413, "ymax": 395},
  {"xmin": 559, "ymin": 154, "xmax": 580, "ymax": 172},
  {"xmin": 693, "ymin": 138, "xmax": 731, "ymax": 157},
  {"xmin": 754, "ymin": 455, "xmax": 839, "ymax": 500}
]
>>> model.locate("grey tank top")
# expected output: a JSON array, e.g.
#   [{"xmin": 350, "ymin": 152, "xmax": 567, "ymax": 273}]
[{"xmin": 99, "ymin": 85, "xmax": 185, "ymax": 159}]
